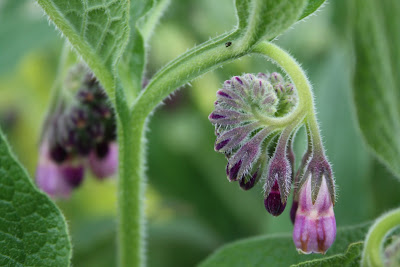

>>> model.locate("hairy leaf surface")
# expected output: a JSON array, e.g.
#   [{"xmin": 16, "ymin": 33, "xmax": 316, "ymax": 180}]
[
  {"xmin": 37, "ymin": 0, "xmax": 130, "ymax": 95},
  {"xmin": 0, "ymin": 129, "xmax": 71, "ymax": 266},
  {"xmin": 200, "ymin": 223, "xmax": 370, "ymax": 267},
  {"xmin": 234, "ymin": 0, "xmax": 325, "ymax": 46}
]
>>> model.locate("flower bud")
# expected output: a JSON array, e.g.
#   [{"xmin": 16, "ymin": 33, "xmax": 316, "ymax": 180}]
[
  {"xmin": 293, "ymin": 175, "xmax": 336, "ymax": 254},
  {"xmin": 264, "ymin": 154, "xmax": 291, "ymax": 216},
  {"xmin": 264, "ymin": 180, "xmax": 286, "ymax": 216},
  {"xmin": 89, "ymin": 142, "xmax": 118, "ymax": 179},
  {"xmin": 239, "ymin": 151, "xmax": 267, "ymax": 191}
]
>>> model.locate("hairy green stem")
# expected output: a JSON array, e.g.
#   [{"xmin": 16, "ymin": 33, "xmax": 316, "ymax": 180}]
[
  {"xmin": 116, "ymin": 83, "xmax": 147, "ymax": 267},
  {"xmin": 362, "ymin": 208, "xmax": 400, "ymax": 267},
  {"xmin": 117, "ymin": 116, "xmax": 147, "ymax": 267},
  {"xmin": 132, "ymin": 30, "xmax": 245, "ymax": 117}
]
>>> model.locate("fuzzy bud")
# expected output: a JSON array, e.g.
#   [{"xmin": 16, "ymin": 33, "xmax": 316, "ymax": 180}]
[{"xmin": 264, "ymin": 153, "xmax": 291, "ymax": 216}]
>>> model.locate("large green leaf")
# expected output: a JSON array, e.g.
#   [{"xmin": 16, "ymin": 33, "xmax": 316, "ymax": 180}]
[
  {"xmin": 36, "ymin": 0, "xmax": 130, "ymax": 95},
  {"xmin": 294, "ymin": 242, "xmax": 363, "ymax": 267},
  {"xmin": 350, "ymin": 0, "xmax": 400, "ymax": 179},
  {"xmin": 200, "ymin": 223, "xmax": 370, "ymax": 267},
  {"xmin": 234, "ymin": 0, "xmax": 326, "ymax": 46},
  {"xmin": 0, "ymin": 129, "xmax": 71, "ymax": 266},
  {"xmin": 235, "ymin": 0, "xmax": 308, "ymax": 46}
]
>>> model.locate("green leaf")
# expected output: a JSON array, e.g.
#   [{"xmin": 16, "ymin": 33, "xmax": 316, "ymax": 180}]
[
  {"xmin": 299, "ymin": 0, "xmax": 326, "ymax": 20},
  {"xmin": 350, "ymin": 0, "xmax": 400, "ymax": 179},
  {"xmin": 37, "ymin": 0, "xmax": 130, "ymax": 96},
  {"xmin": 118, "ymin": 0, "xmax": 169, "ymax": 98},
  {"xmin": 0, "ymin": 129, "xmax": 71, "ymax": 266},
  {"xmin": 293, "ymin": 242, "xmax": 363, "ymax": 267},
  {"xmin": 234, "ymin": 0, "xmax": 308, "ymax": 46},
  {"xmin": 200, "ymin": 223, "xmax": 370, "ymax": 267}
]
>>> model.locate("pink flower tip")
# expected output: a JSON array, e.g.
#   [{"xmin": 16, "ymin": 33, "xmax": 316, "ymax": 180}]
[
  {"xmin": 35, "ymin": 145, "xmax": 84, "ymax": 198},
  {"xmin": 89, "ymin": 142, "xmax": 118, "ymax": 179},
  {"xmin": 292, "ymin": 176, "xmax": 336, "ymax": 254}
]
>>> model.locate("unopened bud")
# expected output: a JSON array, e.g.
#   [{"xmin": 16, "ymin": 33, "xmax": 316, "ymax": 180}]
[{"xmin": 264, "ymin": 180, "xmax": 286, "ymax": 216}]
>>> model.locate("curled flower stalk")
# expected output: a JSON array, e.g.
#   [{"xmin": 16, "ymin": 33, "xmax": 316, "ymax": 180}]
[
  {"xmin": 362, "ymin": 207, "xmax": 400, "ymax": 267},
  {"xmin": 209, "ymin": 42, "xmax": 337, "ymax": 254}
]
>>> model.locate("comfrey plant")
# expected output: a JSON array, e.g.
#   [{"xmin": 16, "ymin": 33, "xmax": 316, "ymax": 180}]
[
  {"xmin": 35, "ymin": 0, "xmax": 339, "ymax": 264},
  {"xmin": 209, "ymin": 70, "xmax": 336, "ymax": 253},
  {"xmin": 1, "ymin": 0, "xmax": 399, "ymax": 267}
]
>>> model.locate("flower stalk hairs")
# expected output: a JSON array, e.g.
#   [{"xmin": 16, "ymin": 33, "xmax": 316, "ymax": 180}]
[{"xmin": 209, "ymin": 69, "xmax": 336, "ymax": 254}]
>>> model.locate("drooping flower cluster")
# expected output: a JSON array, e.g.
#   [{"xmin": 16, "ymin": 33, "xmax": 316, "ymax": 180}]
[
  {"xmin": 36, "ymin": 67, "xmax": 117, "ymax": 198},
  {"xmin": 209, "ymin": 72, "xmax": 336, "ymax": 254}
]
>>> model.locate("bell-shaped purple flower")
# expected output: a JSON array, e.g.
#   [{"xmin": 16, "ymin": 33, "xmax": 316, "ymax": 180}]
[
  {"xmin": 293, "ymin": 175, "xmax": 336, "ymax": 254},
  {"xmin": 264, "ymin": 153, "xmax": 291, "ymax": 216},
  {"xmin": 36, "ymin": 144, "xmax": 84, "ymax": 198},
  {"xmin": 88, "ymin": 142, "xmax": 118, "ymax": 179}
]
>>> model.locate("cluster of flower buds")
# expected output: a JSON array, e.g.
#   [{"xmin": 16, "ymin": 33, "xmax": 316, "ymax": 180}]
[
  {"xmin": 209, "ymin": 72, "xmax": 336, "ymax": 254},
  {"xmin": 36, "ymin": 66, "xmax": 118, "ymax": 198}
]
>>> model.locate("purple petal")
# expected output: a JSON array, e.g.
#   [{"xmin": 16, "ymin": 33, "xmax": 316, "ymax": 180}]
[
  {"xmin": 264, "ymin": 180, "xmax": 286, "ymax": 216},
  {"xmin": 60, "ymin": 163, "xmax": 85, "ymax": 187},
  {"xmin": 293, "ymin": 177, "xmax": 336, "ymax": 254},
  {"xmin": 89, "ymin": 142, "xmax": 118, "ymax": 179},
  {"xmin": 215, "ymin": 122, "xmax": 259, "ymax": 152},
  {"xmin": 35, "ymin": 146, "xmax": 72, "ymax": 198},
  {"xmin": 239, "ymin": 171, "xmax": 258, "ymax": 190},
  {"xmin": 228, "ymin": 160, "xmax": 242, "ymax": 181}
]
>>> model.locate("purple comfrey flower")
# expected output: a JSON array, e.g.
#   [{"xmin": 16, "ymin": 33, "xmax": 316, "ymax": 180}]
[
  {"xmin": 37, "ymin": 67, "xmax": 118, "ymax": 198},
  {"xmin": 36, "ymin": 144, "xmax": 84, "ymax": 198},
  {"xmin": 293, "ymin": 175, "xmax": 336, "ymax": 254},
  {"xmin": 89, "ymin": 142, "xmax": 118, "ymax": 179}
]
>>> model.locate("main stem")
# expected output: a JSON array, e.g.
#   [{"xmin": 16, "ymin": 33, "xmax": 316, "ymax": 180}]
[{"xmin": 117, "ymin": 111, "xmax": 146, "ymax": 267}]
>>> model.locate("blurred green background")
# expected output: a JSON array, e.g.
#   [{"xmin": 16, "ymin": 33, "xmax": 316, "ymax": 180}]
[{"xmin": 1, "ymin": 0, "xmax": 400, "ymax": 266}]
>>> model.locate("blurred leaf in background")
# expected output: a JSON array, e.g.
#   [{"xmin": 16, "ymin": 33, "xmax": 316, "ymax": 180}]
[{"xmin": 350, "ymin": 0, "xmax": 400, "ymax": 180}]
